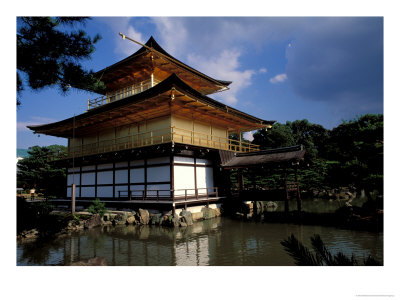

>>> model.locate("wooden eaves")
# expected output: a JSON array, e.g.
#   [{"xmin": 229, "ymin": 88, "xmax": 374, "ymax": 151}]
[
  {"xmin": 28, "ymin": 73, "xmax": 274, "ymax": 138},
  {"xmin": 220, "ymin": 145, "xmax": 306, "ymax": 169}
]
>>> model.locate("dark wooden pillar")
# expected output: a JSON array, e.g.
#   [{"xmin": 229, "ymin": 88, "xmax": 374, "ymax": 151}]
[
  {"xmin": 283, "ymin": 168, "xmax": 289, "ymax": 214},
  {"xmin": 251, "ymin": 169, "xmax": 256, "ymax": 190},
  {"xmin": 238, "ymin": 169, "xmax": 244, "ymax": 192},
  {"xmin": 194, "ymin": 157, "xmax": 198, "ymax": 199},
  {"xmin": 295, "ymin": 166, "xmax": 301, "ymax": 212},
  {"xmin": 220, "ymin": 168, "xmax": 231, "ymax": 198},
  {"xmin": 71, "ymin": 184, "xmax": 76, "ymax": 214},
  {"xmin": 144, "ymin": 158, "xmax": 148, "ymax": 198}
]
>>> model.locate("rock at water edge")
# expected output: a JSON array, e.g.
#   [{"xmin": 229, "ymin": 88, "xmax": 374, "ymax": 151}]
[
  {"xmin": 137, "ymin": 208, "xmax": 150, "ymax": 225},
  {"xmin": 126, "ymin": 216, "xmax": 136, "ymax": 225},
  {"xmin": 84, "ymin": 214, "xmax": 102, "ymax": 229},
  {"xmin": 70, "ymin": 257, "xmax": 107, "ymax": 266},
  {"xmin": 201, "ymin": 207, "xmax": 215, "ymax": 220}
]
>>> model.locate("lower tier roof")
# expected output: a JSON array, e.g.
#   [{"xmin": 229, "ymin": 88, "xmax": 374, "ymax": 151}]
[
  {"xmin": 28, "ymin": 74, "xmax": 274, "ymax": 138},
  {"xmin": 220, "ymin": 145, "xmax": 306, "ymax": 169}
]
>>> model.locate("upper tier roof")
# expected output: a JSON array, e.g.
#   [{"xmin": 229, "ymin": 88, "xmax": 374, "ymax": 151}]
[{"xmin": 95, "ymin": 36, "xmax": 231, "ymax": 95}]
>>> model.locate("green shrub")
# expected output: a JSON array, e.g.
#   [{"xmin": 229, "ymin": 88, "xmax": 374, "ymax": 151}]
[
  {"xmin": 72, "ymin": 214, "xmax": 81, "ymax": 225},
  {"xmin": 88, "ymin": 198, "xmax": 107, "ymax": 217}
]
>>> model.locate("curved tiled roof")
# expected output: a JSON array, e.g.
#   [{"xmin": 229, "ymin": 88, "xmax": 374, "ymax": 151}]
[{"xmin": 221, "ymin": 145, "xmax": 306, "ymax": 168}]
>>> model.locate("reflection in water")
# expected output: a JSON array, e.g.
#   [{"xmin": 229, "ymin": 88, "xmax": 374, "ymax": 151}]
[{"xmin": 17, "ymin": 217, "xmax": 383, "ymax": 266}]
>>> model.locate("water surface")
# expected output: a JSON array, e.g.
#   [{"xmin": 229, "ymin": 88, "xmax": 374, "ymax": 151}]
[{"xmin": 17, "ymin": 217, "xmax": 383, "ymax": 266}]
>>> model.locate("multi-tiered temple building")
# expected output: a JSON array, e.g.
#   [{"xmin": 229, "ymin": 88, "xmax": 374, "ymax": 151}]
[{"xmin": 28, "ymin": 36, "xmax": 276, "ymax": 213}]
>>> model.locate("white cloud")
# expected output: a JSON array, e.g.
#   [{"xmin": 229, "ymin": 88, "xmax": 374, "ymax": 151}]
[
  {"xmin": 100, "ymin": 18, "xmax": 302, "ymax": 105},
  {"xmin": 17, "ymin": 116, "xmax": 57, "ymax": 132},
  {"xmin": 259, "ymin": 68, "xmax": 268, "ymax": 74},
  {"xmin": 151, "ymin": 17, "xmax": 188, "ymax": 57},
  {"xmin": 101, "ymin": 17, "xmax": 145, "ymax": 57},
  {"xmin": 101, "ymin": 17, "xmax": 300, "ymax": 106},
  {"xmin": 243, "ymin": 131, "xmax": 254, "ymax": 142},
  {"xmin": 150, "ymin": 17, "xmax": 269, "ymax": 105},
  {"xmin": 269, "ymin": 73, "xmax": 288, "ymax": 84},
  {"xmin": 187, "ymin": 49, "xmax": 256, "ymax": 105}
]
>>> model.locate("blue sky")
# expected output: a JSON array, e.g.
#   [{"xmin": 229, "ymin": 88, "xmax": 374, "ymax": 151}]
[{"xmin": 16, "ymin": 17, "xmax": 383, "ymax": 149}]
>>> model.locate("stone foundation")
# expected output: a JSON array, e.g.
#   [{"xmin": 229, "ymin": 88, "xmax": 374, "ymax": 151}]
[
  {"xmin": 17, "ymin": 204, "xmax": 222, "ymax": 243},
  {"xmin": 87, "ymin": 204, "xmax": 221, "ymax": 228}
]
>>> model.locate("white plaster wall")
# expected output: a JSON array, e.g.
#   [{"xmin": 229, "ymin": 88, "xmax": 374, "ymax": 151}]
[
  {"xmin": 196, "ymin": 158, "xmax": 212, "ymax": 165},
  {"xmin": 97, "ymin": 171, "xmax": 113, "ymax": 185},
  {"xmin": 68, "ymin": 167, "xmax": 80, "ymax": 173},
  {"xmin": 115, "ymin": 169, "xmax": 128, "ymax": 184},
  {"xmin": 196, "ymin": 167, "xmax": 214, "ymax": 194},
  {"xmin": 147, "ymin": 184, "xmax": 171, "ymax": 196},
  {"xmin": 81, "ymin": 172, "xmax": 96, "ymax": 185},
  {"xmin": 115, "ymin": 161, "xmax": 128, "ymax": 168},
  {"xmin": 147, "ymin": 166, "xmax": 170, "ymax": 182},
  {"xmin": 174, "ymin": 165, "xmax": 195, "ymax": 195},
  {"xmin": 130, "ymin": 168, "xmax": 145, "ymax": 183},
  {"xmin": 131, "ymin": 159, "xmax": 145, "ymax": 166},
  {"xmin": 67, "ymin": 173, "xmax": 80, "ymax": 186},
  {"xmin": 147, "ymin": 157, "xmax": 170, "ymax": 165},
  {"xmin": 97, "ymin": 186, "xmax": 113, "ymax": 198},
  {"xmin": 174, "ymin": 156, "xmax": 194, "ymax": 164},
  {"xmin": 97, "ymin": 163, "xmax": 113, "ymax": 170},
  {"xmin": 81, "ymin": 187, "xmax": 95, "ymax": 198},
  {"xmin": 82, "ymin": 165, "xmax": 95, "ymax": 171}
]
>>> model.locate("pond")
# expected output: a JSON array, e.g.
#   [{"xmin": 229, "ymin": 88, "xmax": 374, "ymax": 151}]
[{"xmin": 17, "ymin": 216, "xmax": 383, "ymax": 266}]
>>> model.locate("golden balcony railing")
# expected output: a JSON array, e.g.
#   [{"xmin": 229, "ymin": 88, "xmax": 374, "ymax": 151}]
[
  {"xmin": 87, "ymin": 78, "xmax": 161, "ymax": 110},
  {"xmin": 64, "ymin": 126, "xmax": 260, "ymax": 159},
  {"xmin": 171, "ymin": 127, "xmax": 259, "ymax": 152}
]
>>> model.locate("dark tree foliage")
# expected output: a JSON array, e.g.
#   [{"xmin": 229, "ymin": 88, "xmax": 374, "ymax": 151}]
[
  {"xmin": 326, "ymin": 114, "xmax": 383, "ymax": 196},
  {"xmin": 281, "ymin": 234, "xmax": 381, "ymax": 266},
  {"xmin": 248, "ymin": 115, "xmax": 383, "ymax": 196},
  {"xmin": 253, "ymin": 123, "xmax": 295, "ymax": 150},
  {"xmin": 252, "ymin": 119, "xmax": 330, "ymax": 192},
  {"xmin": 17, "ymin": 145, "xmax": 67, "ymax": 197},
  {"xmin": 17, "ymin": 17, "xmax": 105, "ymax": 105},
  {"xmin": 287, "ymin": 119, "xmax": 330, "ymax": 159},
  {"xmin": 253, "ymin": 119, "xmax": 329, "ymax": 159}
]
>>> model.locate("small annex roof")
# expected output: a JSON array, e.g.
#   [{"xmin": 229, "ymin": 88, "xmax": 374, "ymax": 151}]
[
  {"xmin": 28, "ymin": 73, "xmax": 274, "ymax": 138},
  {"xmin": 221, "ymin": 145, "xmax": 306, "ymax": 169},
  {"xmin": 95, "ymin": 36, "xmax": 232, "ymax": 95}
]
